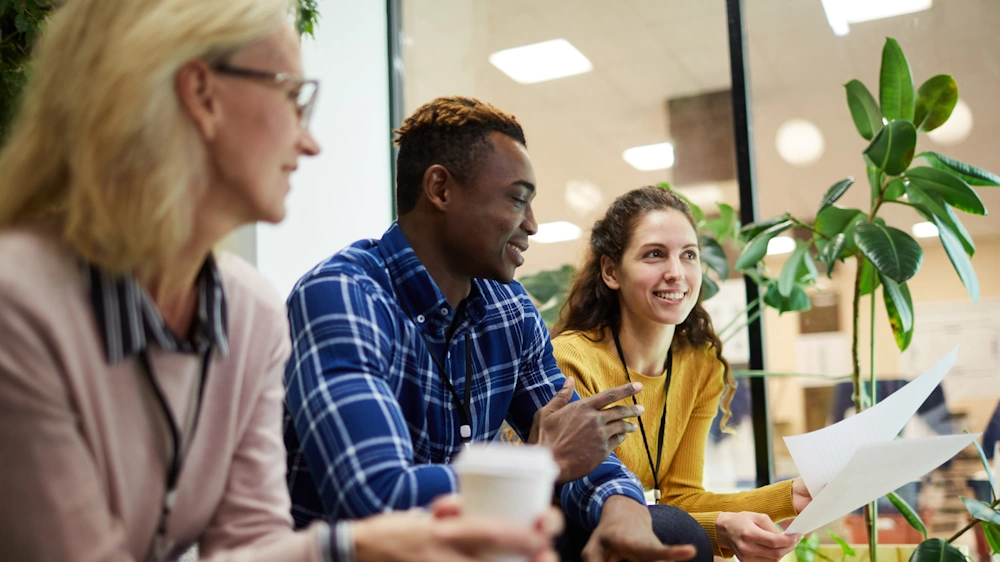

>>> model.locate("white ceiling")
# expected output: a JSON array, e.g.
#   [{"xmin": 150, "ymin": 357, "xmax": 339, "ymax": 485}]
[{"xmin": 401, "ymin": 0, "xmax": 1000, "ymax": 276}]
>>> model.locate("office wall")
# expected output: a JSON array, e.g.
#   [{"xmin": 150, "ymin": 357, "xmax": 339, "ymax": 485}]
[{"xmin": 251, "ymin": 1, "xmax": 394, "ymax": 299}]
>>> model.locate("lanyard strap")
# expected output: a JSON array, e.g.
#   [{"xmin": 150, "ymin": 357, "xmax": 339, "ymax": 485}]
[
  {"xmin": 137, "ymin": 348, "xmax": 212, "ymax": 559},
  {"xmin": 417, "ymin": 331, "xmax": 473, "ymax": 444},
  {"xmin": 611, "ymin": 330, "xmax": 672, "ymax": 499}
]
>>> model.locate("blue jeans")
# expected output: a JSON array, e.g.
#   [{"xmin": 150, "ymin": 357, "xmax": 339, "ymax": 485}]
[{"xmin": 555, "ymin": 504, "xmax": 713, "ymax": 562}]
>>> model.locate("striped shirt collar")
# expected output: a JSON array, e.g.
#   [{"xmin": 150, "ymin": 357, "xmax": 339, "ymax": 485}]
[
  {"xmin": 378, "ymin": 222, "xmax": 487, "ymax": 334},
  {"xmin": 84, "ymin": 256, "xmax": 229, "ymax": 365}
]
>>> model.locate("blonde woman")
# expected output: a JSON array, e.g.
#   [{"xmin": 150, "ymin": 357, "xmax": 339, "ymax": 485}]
[{"xmin": 0, "ymin": 1, "xmax": 559, "ymax": 561}]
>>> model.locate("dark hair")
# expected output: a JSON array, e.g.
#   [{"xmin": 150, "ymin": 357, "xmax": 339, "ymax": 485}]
[
  {"xmin": 555, "ymin": 186, "xmax": 737, "ymax": 431},
  {"xmin": 392, "ymin": 96, "xmax": 526, "ymax": 215}
]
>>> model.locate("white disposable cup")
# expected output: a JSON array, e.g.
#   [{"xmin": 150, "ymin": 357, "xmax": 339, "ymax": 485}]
[{"xmin": 454, "ymin": 444, "xmax": 559, "ymax": 562}]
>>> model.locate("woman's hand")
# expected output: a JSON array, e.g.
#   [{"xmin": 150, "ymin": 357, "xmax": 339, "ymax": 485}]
[
  {"xmin": 791, "ymin": 476, "xmax": 812, "ymax": 513},
  {"xmin": 715, "ymin": 511, "xmax": 799, "ymax": 562},
  {"xmin": 353, "ymin": 495, "xmax": 562, "ymax": 562}
]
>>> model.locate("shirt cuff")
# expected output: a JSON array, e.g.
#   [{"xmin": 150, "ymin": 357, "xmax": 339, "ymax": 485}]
[
  {"xmin": 319, "ymin": 520, "xmax": 357, "ymax": 562},
  {"xmin": 586, "ymin": 480, "xmax": 647, "ymax": 529}
]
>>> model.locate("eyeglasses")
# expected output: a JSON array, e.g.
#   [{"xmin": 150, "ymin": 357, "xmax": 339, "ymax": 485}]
[{"xmin": 212, "ymin": 64, "xmax": 319, "ymax": 129}]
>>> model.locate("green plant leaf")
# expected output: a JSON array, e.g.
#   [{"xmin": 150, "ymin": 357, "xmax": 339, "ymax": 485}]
[
  {"xmin": 705, "ymin": 204, "xmax": 738, "ymax": 243},
  {"xmin": 905, "ymin": 166, "xmax": 986, "ymax": 216},
  {"xmin": 818, "ymin": 233, "xmax": 848, "ymax": 277},
  {"xmin": 700, "ymin": 236, "xmax": 729, "ymax": 280},
  {"xmin": 815, "ymin": 206, "xmax": 865, "ymax": 246},
  {"xmin": 864, "ymin": 119, "xmax": 917, "ymax": 176},
  {"xmin": 907, "ymin": 187, "xmax": 975, "ymax": 257},
  {"xmin": 914, "ymin": 75, "xmax": 959, "ymax": 132},
  {"xmin": 855, "ymin": 222, "xmax": 923, "ymax": 283},
  {"xmin": 887, "ymin": 491, "xmax": 927, "ymax": 539},
  {"xmin": 868, "ymin": 165, "xmax": 885, "ymax": 206},
  {"xmin": 827, "ymin": 530, "xmax": 856, "ymax": 558},
  {"xmin": 763, "ymin": 282, "xmax": 810, "ymax": 315},
  {"xmin": 659, "ymin": 182, "xmax": 707, "ymax": 225},
  {"xmin": 796, "ymin": 534, "xmax": 821, "ymax": 562},
  {"xmin": 845, "ymin": 80, "xmax": 884, "ymax": 141},
  {"xmin": 519, "ymin": 265, "xmax": 576, "ymax": 305},
  {"xmin": 908, "ymin": 538, "xmax": 965, "ymax": 562},
  {"xmin": 884, "ymin": 178, "xmax": 906, "ymax": 201},
  {"xmin": 879, "ymin": 38, "xmax": 915, "ymax": 122},
  {"xmin": 736, "ymin": 220, "xmax": 794, "ymax": 271},
  {"xmin": 819, "ymin": 178, "xmax": 855, "ymax": 212},
  {"xmin": 741, "ymin": 215, "xmax": 790, "ymax": 241},
  {"xmin": 779, "ymin": 242, "xmax": 809, "ymax": 297},
  {"xmin": 798, "ymin": 249, "xmax": 819, "ymax": 283},
  {"xmin": 880, "ymin": 274, "xmax": 914, "ymax": 350},
  {"xmin": 971, "ymin": 438, "xmax": 997, "ymax": 502},
  {"xmin": 984, "ymin": 523, "xmax": 1000, "ymax": 555},
  {"xmin": 932, "ymin": 214, "xmax": 981, "ymax": 303},
  {"xmin": 701, "ymin": 275, "xmax": 720, "ymax": 302},
  {"xmin": 919, "ymin": 151, "xmax": 1000, "ymax": 186},
  {"xmin": 963, "ymin": 497, "xmax": 1000, "ymax": 525},
  {"xmin": 859, "ymin": 258, "xmax": 881, "ymax": 296}
]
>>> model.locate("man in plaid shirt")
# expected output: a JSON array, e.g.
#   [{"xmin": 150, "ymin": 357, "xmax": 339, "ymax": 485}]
[{"xmin": 283, "ymin": 96, "xmax": 699, "ymax": 562}]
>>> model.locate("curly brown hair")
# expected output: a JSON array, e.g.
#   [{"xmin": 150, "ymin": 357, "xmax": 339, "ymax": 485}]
[
  {"xmin": 555, "ymin": 186, "xmax": 737, "ymax": 431},
  {"xmin": 393, "ymin": 96, "xmax": 526, "ymax": 215}
]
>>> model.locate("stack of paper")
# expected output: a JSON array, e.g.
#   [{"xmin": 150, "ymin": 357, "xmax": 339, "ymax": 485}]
[{"xmin": 784, "ymin": 345, "xmax": 979, "ymax": 535}]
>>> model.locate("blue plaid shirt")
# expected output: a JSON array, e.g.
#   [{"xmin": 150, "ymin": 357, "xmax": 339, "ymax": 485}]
[{"xmin": 283, "ymin": 222, "xmax": 644, "ymax": 530}]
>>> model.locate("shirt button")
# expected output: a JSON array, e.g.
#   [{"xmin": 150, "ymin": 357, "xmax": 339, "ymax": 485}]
[
  {"xmin": 439, "ymin": 308, "xmax": 449, "ymax": 316},
  {"xmin": 416, "ymin": 314, "xmax": 425, "ymax": 323}
]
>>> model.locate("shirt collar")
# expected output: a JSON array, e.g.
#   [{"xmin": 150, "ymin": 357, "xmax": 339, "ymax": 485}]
[
  {"xmin": 378, "ymin": 222, "xmax": 486, "ymax": 334},
  {"xmin": 84, "ymin": 255, "xmax": 230, "ymax": 365}
]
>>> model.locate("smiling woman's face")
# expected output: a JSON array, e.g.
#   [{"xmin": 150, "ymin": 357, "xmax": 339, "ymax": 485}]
[{"xmin": 602, "ymin": 208, "xmax": 702, "ymax": 328}]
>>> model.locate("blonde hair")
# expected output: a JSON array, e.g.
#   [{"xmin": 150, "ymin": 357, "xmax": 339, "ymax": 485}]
[{"xmin": 0, "ymin": 0, "xmax": 293, "ymax": 276}]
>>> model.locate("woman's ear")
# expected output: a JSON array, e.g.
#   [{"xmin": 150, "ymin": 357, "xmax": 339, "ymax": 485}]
[
  {"xmin": 600, "ymin": 255, "xmax": 620, "ymax": 291},
  {"xmin": 175, "ymin": 59, "xmax": 220, "ymax": 139}
]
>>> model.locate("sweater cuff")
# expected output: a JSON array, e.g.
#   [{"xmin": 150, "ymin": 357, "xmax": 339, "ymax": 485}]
[{"xmin": 692, "ymin": 511, "xmax": 729, "ymax": 557}]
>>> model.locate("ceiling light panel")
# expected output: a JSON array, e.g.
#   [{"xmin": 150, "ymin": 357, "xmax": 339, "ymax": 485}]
[
  {"xmin": 531, "ymin": 221, "xmax": 583, "ymax": 244},
  {"xmin": 488, "ymin": 39, "xmax": 593, "ymax": 84},
  {"xmin": 821, "ymin": 0, "xmax": 932, "ymax": 36},
  {"xmin": 622, "ymin": 142, "xmax": 675, "ymax": 171}
]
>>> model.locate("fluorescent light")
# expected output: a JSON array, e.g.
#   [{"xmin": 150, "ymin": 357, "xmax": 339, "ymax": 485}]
[
  {"xmin": 531, "ymin": 221, "xmax": 582, "ymax": 244},
  {"xmin": 775, "ymin": 119, "xmax": 825, "ymax": 166},
  {"xmin": 912, "ymin": 221, "xmax": 939, "ymax": 238},
  {"xmin": 820, "ymin": 0, "xmax": 932, "ymax": 36},
  {"xmin": 622, "ymin": 142, "xmax": 675, "ymax": 171},
  {"xmin": 767, "ymin": 236, "xmax": 796, "ymax": 256},
  {"xmin": 488, "ymin": 39, "xmax": 593, "ymax": 85}
]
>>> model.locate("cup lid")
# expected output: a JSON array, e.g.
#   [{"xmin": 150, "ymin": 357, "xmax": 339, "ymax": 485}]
[{"xmin": 454, "ymin": 443, "xmax": 559, "ymax": 477}]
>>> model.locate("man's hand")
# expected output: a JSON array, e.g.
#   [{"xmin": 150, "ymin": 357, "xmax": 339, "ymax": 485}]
[
  {"xmin": 353, "ymin": 495, "xmax": 563, "ymax": 562},
  {"xmin": 716, "ymin": 511, "xmax": 799, "ymax": 562},
  {"xmin": 582, "ymin": 496, "xmax": 697, "ymax": 562},
  {"xmin": 791, "ymin": 477, "xmax": 812, "ymax": 513},
  {"xmin": 528, "ymin": 378, "xmax": 644, "ymax": 483}
]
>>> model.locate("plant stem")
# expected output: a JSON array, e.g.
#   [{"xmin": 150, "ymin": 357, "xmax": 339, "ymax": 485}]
[
  {"xmin": 716, "ymin": 296, "xmax": 763, "ymax": 340},
  {"xmin": 851, "ymin": 260, "xmax": 864, "ymax": 413},
  {"xmin": 946, "ymin": 497, "xmax": 1000, "ymax": 543},
  {"xmin": 867, "ymin": 277, "xmax": 878, "ymax": 561},
  {"xmin": 720, "ymin": 309, "xmax": 763, "ymax": 344}
]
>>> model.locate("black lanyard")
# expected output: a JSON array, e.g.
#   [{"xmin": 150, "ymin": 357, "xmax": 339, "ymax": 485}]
[
  {"xmin": 414, "ymin": 331, "xmax": 473, "ymax": 445},
  {"xmin": 137, "ymin": 348, "xmax": 212, "ymax": 561},
  {"xmin": 612, "ymin": 330, "xmax": 672, "ymax": 501}
]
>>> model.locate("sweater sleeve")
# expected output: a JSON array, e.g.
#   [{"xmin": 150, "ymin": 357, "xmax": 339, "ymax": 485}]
[{"xmin": 659, "ymin": 355, "xmax": 797, "ymax": 556}]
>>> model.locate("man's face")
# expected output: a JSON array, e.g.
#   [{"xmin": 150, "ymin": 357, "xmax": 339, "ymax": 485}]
[{"xmin": 445, "ymin": 131, "xmax": 538, "ymax": 284}]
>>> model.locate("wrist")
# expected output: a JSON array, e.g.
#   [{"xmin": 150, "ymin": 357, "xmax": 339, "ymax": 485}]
[
  {"xmin": 599, "ymin": 495, "xmax": 649, "ymax": 526},
  {"xmin": 714, "ymin": 513, "xmax": 734, "ymax": 552},
  {"xmin": 330, "ymin": 520, "xmax": 357, "ymax": 562}
]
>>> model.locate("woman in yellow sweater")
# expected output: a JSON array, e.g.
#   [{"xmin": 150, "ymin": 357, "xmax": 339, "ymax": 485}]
[{"xmin": 552, "ymin": 186, "xmax": 812, "ymax": 562}]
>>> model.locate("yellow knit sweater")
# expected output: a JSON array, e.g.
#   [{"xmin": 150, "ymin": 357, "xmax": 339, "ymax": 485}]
[{"xmin": 552, "ymin": 328, "xmax": 796, "ymax": 556}]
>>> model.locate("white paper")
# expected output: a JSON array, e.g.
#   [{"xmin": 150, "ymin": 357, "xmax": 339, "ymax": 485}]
[
  {"xmin": 785, "ymin": 433, "xmax": 978, "ymax": 535},
  {"xmin": 783, "ymin": 345, "xmax": 959, "ymax": 498}
]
